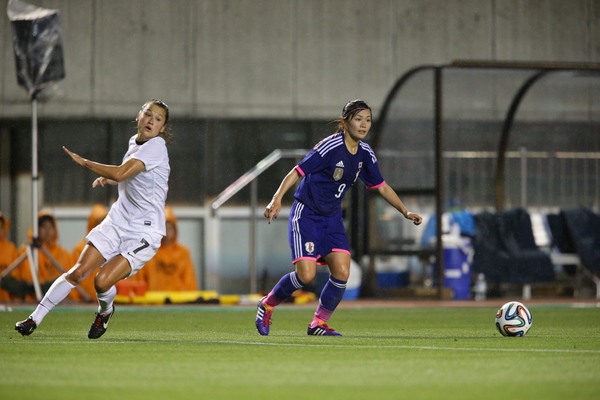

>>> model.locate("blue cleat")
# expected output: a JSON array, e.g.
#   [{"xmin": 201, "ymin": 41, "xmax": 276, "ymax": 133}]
[
  {"xmin": 255, "ymin": 297, "xmax": 273, "ymax": 336},
  {"xmin": 307, "ymin": 321, "xmax": 342, "ymax": 336}
]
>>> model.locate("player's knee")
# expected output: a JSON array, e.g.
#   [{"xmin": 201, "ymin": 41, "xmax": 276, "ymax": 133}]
[
  {"xmin": 65, "ymin": 267, "xmax": 85, "ymax": 286},
  {"xmin": 296, "ymin": 269, "xmax": 316, "ymax": 284},
  {"xmin": 94, "ymin": 281, "xmax": 110, "ymax": 294},
  {"xmin": 330, "ymin": 266, "xmax": 350, "ymax": 281},
  {"xmin": 94, "ymin": 275, "xmax": 111, "ymax": 293},
  {"xmin": 334, "ymin": 271, "xmax": 350, "ymax": 282}
]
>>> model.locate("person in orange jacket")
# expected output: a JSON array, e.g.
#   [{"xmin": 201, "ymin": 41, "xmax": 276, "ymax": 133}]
[
  {"xmin": 15, "ymin": 211, "xmax": 77, "ymax": 301},
  {"xmin": 0, "ymin": 212, "xmax": 20, "ymax": 301},
  {"xmin": 138, "ymin": 206, "xmax": 198, "ymax": 291},
  {"xmin": 72, "ymin": 204, "xmax": 109, "ymax": 301}
]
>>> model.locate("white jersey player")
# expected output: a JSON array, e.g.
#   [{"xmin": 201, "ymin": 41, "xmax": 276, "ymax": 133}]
[{"xmin": 16, "ymin": 99, "xmax": 172, "ymax": 339}]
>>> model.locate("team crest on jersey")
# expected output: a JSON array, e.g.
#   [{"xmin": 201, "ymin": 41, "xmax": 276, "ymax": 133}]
[
  {"xmin": 333, "ymin": 168, "xmax": 344, "ymax": 181},
  {"xmin": 305, "ymin": 242, "xmax": 315, "ymax": 254},
  {"xmin": 354, "ymin": 162, "xmax": 363, "ymax": 182}
]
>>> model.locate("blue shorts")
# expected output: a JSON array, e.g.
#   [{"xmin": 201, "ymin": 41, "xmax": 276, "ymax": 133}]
[{"xmin": 288, "ymin": 201, "xmax": 350, "ymax": 265}]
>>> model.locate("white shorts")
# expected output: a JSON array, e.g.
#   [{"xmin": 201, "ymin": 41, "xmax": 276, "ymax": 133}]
[{"xmin": 86, "ymin": 221, "xmax": 163, "ymax": 278}]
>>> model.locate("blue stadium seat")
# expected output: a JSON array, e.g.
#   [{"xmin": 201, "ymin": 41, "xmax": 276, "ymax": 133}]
[
  {"xmin": 546, "ymin": 213, "xmax": 577, "ymax": 254},
  {"xmin": 472, "ymin": 211, "xmax": 509, "ymax": 284},
  {"xmin": 546, "ymin": 212, "xmax": 578, "ymax": 276},
  {"xmin": 560, "ymin": 208, "xmax": 600, "ymax": 276},
  {"xmin": 473, "ymin": 209, "xmax": 555, "ymax": 284},
  {"xmin": 495, "ymin": 208, "xmax": 555, "ymax": 284}
]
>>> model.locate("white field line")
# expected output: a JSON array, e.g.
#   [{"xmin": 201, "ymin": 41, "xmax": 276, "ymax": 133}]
[{"xmin": 8, "ymin": 340, "xmax": 600, "ymax": 354}]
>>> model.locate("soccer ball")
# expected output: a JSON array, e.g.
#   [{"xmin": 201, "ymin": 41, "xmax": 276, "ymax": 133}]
[{"xmin": 495, "ymin": 301, "xmax": 532, "ymax": 337}]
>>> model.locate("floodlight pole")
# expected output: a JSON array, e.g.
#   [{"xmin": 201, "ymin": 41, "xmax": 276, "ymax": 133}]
[
  {"xmin": 30, "ymin": 94, "xmax": 42, "ymax": 300},
  {"xmin": 1, "ymin": 94, "xmax": 91, "ymax": 302},
  {"xmin": 2, "ymin": 94, "xmax": 45, "ymax": 301},
  {"xmin": 434, "ymin": 67, "xmax": 445, "ymax": 300}
]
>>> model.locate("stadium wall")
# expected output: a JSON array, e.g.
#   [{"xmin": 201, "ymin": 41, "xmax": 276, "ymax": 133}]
[{"xmin": 0, "ymin": 0, "xmax": 598, "ymax": 120}]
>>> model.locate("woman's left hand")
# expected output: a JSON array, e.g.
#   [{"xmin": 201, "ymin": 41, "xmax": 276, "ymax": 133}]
[
  {"xmin": 405, "ymin": 212, "xmax": 423, "ymax": 225},
  {"xmin": 92, "ymin": 177, "xmax": 118, "ymax": 187}
]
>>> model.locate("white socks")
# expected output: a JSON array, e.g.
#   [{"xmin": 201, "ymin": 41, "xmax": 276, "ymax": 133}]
[
  {"xmin": 30, "ymin": 273, "xmax": 75, "ymax": 325},
  {"xmin": 28, "ymin": 274, "xmax": 117, "ymax": 325},
  {"xmin": 97, "ymin": 285, "xmax": 117, "ymax": 315}
]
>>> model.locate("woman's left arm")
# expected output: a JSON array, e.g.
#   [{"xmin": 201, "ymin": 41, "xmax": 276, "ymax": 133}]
[{"xmin": 376, "ymin": 183, "xmax": 423, "ymax": 225}]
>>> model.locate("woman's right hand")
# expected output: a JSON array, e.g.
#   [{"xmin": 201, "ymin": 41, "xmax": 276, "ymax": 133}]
[
  {"xmin": 264, "ymin": 198, "xmax": 282, "ymax": 224},
  {"xmin": 63, "ymin": 146, "xmax": 87, "ymax": 167}
]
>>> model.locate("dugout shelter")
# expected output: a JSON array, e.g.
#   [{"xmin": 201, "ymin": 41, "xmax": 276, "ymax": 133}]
[{"xmin": 355, "ymin": 61, "xmax": 600, "ymax": 298}]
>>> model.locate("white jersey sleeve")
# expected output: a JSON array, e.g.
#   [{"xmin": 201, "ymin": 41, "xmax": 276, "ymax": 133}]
[
  {"xmin": 132, "ymin": 138, "xmax": 167, "ymax": 171},
  {"xmin": 105, "ymin": 135, "xmax": 170, "ymax": 236}
]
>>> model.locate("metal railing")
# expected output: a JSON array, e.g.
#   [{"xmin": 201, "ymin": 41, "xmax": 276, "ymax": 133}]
[
  {"xmin": 210, "ymin": 149, "xmax": 307, "ymax": 294},
  {"xmin": 444, "ymin": 149, "xmax": 600, "ymax": 209},
  {"xmin": 378, "ymin": 149, "xmax": 600, "ymax": 210}
]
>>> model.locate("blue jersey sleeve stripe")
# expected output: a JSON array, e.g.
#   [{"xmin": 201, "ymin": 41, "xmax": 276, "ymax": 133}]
[
  {"xmin": 359, "ymin": 142, "xmax": 378, "ymax": 164},
  {"xmin": 317, "ymin": 138, "xmax": 342, "ymax": 156},
  {"xmin": 317, "ymin": 134, "xmax": 344, "ymax": 156}
]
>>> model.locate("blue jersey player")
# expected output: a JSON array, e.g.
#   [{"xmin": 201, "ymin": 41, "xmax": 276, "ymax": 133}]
[{"xmin": 256, "ymin": 99, "xmax": 422, "ymax": 336}]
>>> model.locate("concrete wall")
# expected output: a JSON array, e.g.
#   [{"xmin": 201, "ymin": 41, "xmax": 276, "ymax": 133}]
[{"xmin": 1, "ymin": 0, "xmax": 598, "ymax": 120}]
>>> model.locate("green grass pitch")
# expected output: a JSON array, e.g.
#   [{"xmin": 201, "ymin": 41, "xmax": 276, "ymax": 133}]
[{"xmin": 1, "ymin": 302, "xmax": 599, "ymax": 400}]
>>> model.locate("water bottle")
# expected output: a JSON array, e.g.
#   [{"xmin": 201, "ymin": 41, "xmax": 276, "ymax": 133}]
[{"xmin": 474, "ymin": 273, "xmax": 487, "ymax": 301}]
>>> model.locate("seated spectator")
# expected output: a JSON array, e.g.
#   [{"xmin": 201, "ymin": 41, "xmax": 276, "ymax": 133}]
[
  {"xmin": 12, "ymin": 211, "xmax": 77, "ymax": 301},
  {"xmin": 0, "ymin": 212, "xmax": 20, "ymax": 302},
  {"xmin": 138, "ymin": 206, "xmax": 198, "ymax": 291},
  {"xmin": 72, "ymin": 204, "xmax": 109, "ymax": 301}
]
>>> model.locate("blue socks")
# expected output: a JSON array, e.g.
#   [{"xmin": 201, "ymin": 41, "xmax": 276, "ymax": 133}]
[
  {"xmin": 264, "ymin": 272, "xmax": 347, "ymax": 324},
  {"xmin": 314, "ymin": 275, "xmax": 347, "ymax": 322},
  {"xmin": 264, "ymin": 272, "xmax": 305, "ymax": 307}
]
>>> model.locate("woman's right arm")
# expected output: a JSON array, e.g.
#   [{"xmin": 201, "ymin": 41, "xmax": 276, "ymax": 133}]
[
  {"xmin": 63, "ymin": 146, "xmax": 145, "ymax": 183},
  {"xmin": 264, "ymin": 167, "xmax": 301, "ymax": 224},
  {"xmin": 92, "ymin": 177, "xmax": 118, "ymax": 187}
]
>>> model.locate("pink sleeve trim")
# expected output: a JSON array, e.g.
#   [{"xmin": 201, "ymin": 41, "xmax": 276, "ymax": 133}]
[
  {"xmin": 295, "ymin": 165, "xmax": 305, "ymax": 177},
  {"xmin": 366, "ymin": 180, "xmax": 386, "ymax": 190}
]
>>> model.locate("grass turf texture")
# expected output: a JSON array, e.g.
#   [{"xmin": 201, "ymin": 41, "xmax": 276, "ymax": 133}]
[{"xmin": 1, "ymin": 304, "xmax": 599, "ymax": 400}]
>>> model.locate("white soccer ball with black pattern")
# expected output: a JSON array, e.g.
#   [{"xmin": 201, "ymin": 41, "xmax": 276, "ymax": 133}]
[{"xmin": 495, "ymin": 301, "xmax": 532, "ymax": 337}]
